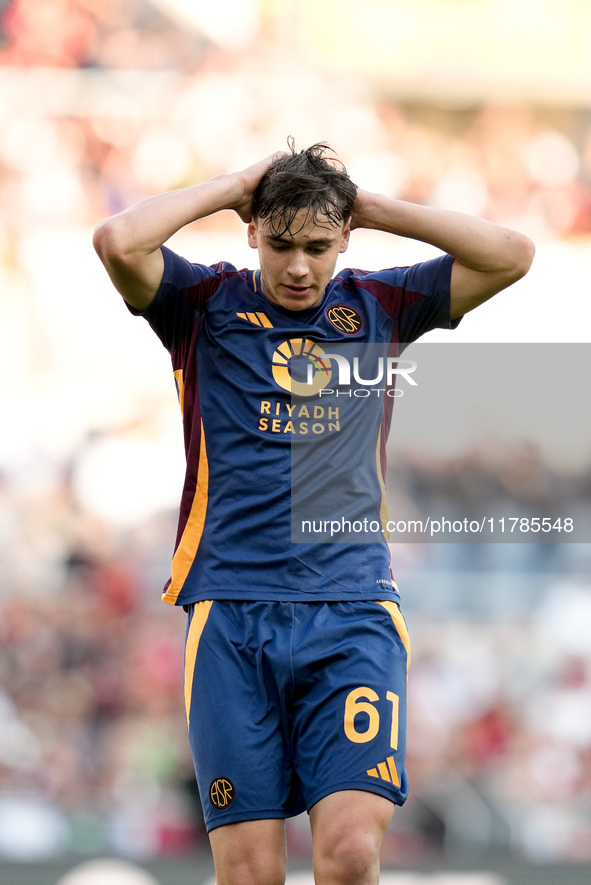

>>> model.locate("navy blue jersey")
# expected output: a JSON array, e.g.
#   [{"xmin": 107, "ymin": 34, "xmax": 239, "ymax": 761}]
[{"xmin": 137, "ymin": 245, "xmax": 456, "ymax": 605}]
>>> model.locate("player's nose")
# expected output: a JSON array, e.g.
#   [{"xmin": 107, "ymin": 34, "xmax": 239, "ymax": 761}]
[{"xmin": 286, "ymin": 249, "xmax": 309, "ymax": 278}]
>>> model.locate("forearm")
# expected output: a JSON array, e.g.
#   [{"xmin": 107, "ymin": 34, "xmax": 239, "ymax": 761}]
[
  {"xmin": 352, "ymin": 190, "xmax": 531, "ymax": 274},
  {"xmin": 94, "ymin": 172, "xmax": 244, "ymax": 259},
  {"xmin": 93, "ymin": 152, "xmax": 282, "ymax": 310},
  {"xmin": 352, "ymin": 189, "xmax": 534, "ymax": 316}
]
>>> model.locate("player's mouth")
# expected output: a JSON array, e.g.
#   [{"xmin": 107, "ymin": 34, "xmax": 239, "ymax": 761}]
[{"xmin": 281, "ymin": 284, "xmax": 313, "ymax": 297}]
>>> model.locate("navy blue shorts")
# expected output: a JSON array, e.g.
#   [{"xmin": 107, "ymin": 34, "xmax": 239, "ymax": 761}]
[{"xmin": 184, "ymin": 599, "xmax": 410, "ymax": 832}]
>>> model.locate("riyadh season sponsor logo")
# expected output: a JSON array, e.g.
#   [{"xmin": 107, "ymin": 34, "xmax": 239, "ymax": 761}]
[{"xmin": 271, "ymin": 338, "xmax": 417, "ymax": 397}]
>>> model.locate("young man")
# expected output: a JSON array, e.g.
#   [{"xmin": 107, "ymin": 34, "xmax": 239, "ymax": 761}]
[{"xmin": 93, "ymin": 144, "xmax": 534, "ymax": 885}]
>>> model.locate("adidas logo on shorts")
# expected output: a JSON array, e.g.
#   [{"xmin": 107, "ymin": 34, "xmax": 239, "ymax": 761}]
[{"xmin": 366, "ymin": 755, "xmax": 400, "ymax": 787}]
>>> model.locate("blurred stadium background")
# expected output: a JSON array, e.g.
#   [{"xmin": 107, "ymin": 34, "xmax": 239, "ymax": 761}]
[{"xmin": 1, "ymin": 1, "xmax": 591, "ymax": 883}]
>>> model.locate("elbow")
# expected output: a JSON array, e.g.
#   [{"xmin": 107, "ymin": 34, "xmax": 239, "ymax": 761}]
[
  {"xmin": 93, "ymin": 216, "xmax": 124, "ymax": 264},
  {"xmin": 93, "ymin": 214, "xmax": 140, "ymax": 266},
  {"xmin": 508, "ymin": 232, "xmax": 536, "ymax": 283}
]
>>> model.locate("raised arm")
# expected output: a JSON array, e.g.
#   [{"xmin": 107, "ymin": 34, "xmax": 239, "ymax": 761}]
[
  {"xmin": 92, "ymin": 153, "xmax": 280, "ymax": 312},
  {"xmin": 350, "ymin": 190, "xmax": 535, "ymax": 319}
]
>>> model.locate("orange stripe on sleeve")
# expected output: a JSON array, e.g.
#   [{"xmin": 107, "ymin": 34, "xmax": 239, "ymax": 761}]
[
  {"xmin": 162, "ymin": 421, "xmax": 209, "ymax": 605},
  {"xmin": 184, "ymin": 600, "xmax": 213, "ymax": 724}
]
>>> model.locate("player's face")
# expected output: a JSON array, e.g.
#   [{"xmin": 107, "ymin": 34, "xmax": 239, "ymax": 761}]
[{"xmin": 247, "ymin": 210, "xmax": 351, "ymax": 311}]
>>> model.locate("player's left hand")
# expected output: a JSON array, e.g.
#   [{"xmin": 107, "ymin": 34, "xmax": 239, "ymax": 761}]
[{"xmin": 349, "ymin": 188, "xmax": 375, "ymax": 231}]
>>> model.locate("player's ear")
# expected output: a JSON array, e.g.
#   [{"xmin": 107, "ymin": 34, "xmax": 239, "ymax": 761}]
[
  {"xmin": 339, "ymin": 218, "xmax": 351, "ymax": 253},
  {"xmin": 247, "ymin": 219, "xmax": 259, "ymax": 249}
]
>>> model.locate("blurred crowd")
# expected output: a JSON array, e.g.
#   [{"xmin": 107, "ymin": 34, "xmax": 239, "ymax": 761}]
[
  {"xmin": 1, "ymin": 0, "xmax": 591, "ymax": 869},
  {"xmin": 1, "ymin": 1, "xmax": 591, "ymax": 237},
  {"xmin": 0, "ymin": 0, "xmax": 208, "ymax": 71},
  {"xmin": 0, "ymin": 503, "xmax": 202, "ymax": 861}
]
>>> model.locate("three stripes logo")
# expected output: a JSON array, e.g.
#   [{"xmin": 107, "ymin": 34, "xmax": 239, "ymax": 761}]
[
  {"xmin": 236, "ymin": 311, "xmax": 273, "ymax": 328},
  {"xmin": 367, "ymin": 755, "xmax": 400, "ymax": 787}
]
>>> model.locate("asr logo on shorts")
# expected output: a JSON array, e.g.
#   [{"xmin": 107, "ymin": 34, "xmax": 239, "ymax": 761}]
[{"xmin": 209, "ymin": 777, "xmax": 236, "ymax": 809}]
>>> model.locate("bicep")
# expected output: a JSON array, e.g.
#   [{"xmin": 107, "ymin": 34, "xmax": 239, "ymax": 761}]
[
  {"xmin": 449, "ymin": 231, "xmax": 535, "ymax": 319},
  {"xmin": 449, "ymin": 259, "xmax": 520, "ymax": 319}
]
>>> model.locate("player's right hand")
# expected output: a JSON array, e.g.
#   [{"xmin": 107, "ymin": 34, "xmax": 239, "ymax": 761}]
[{"xmin": 233, "ymin": 152, "xmax": 284, "ymax": 223}]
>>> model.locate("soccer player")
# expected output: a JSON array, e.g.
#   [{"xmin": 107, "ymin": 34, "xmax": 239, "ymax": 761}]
[{"xmin": 93, "ymin": 143, "xmax": 534, "ymax": 885}]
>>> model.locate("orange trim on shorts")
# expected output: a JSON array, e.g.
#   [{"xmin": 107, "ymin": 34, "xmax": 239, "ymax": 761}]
[
  {"xmin": 376, "ymin": 600, "xmax": 411, "ymax": 674},
  {"xmin": 184, "ymin": 600, "xmax": 213, "ymax": 725}
]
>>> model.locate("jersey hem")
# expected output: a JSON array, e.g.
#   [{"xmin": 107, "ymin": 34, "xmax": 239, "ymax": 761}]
[{"xmin": 164, "ymin": 587, "xmax": 401, "ymax": 606}]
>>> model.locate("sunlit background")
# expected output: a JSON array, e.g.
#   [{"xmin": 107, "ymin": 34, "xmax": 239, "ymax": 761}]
[{"xmin": 1, "ymin": 1, "xmax": 591, "ymax": 883}]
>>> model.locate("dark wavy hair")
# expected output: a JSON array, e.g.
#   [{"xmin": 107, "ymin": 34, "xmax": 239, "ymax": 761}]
[{"xmin": 251, "ymin": 139, "xmax": 357, "ymax": 236}]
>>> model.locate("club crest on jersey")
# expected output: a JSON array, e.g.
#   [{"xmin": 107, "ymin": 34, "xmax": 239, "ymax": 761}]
[
  {"xmin": 209, "ymin": 777, "xmax": 235, "ymax": 809},
  {"xmin": 326, "ymin": 305, "xmax": 363, "ymax": 334}
]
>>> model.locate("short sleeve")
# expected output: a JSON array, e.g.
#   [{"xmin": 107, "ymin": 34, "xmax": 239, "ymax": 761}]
[
  {"xmin": 137, "ymin": 246, "xmax": 224, "ymax": 353},
  {"xmin": 396, "ymin": 254, "xmax": 459, "ymax": 343},
  {"xmin": 339, "ymin": 254, "xmax": 459, "ymax": 345}
]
